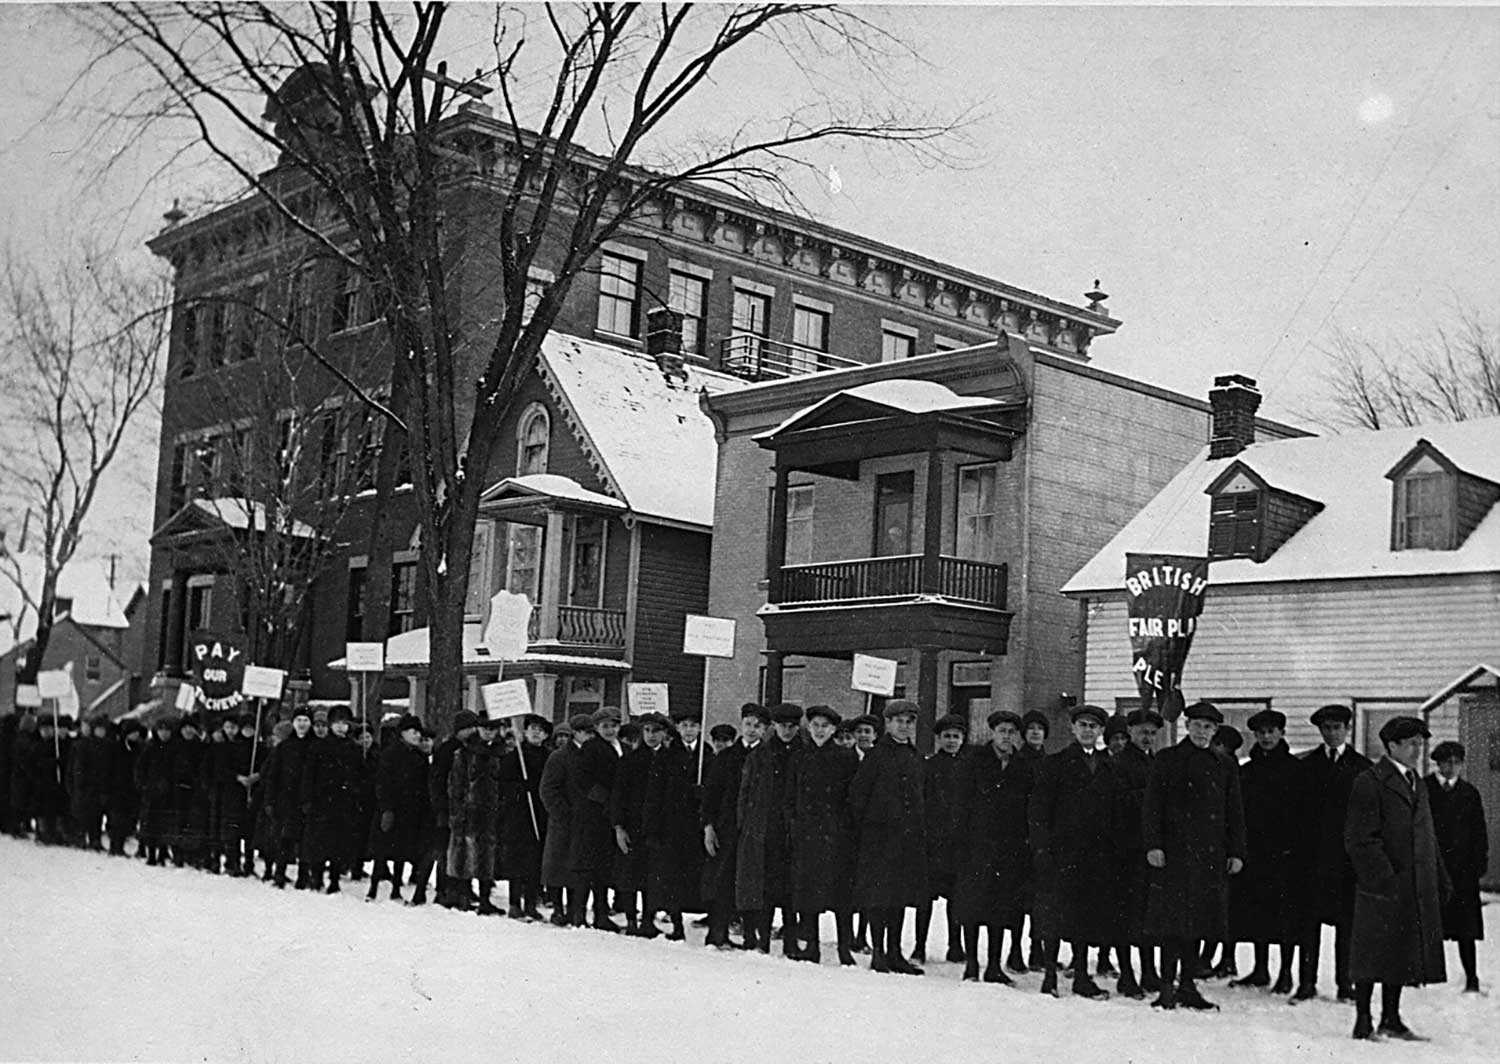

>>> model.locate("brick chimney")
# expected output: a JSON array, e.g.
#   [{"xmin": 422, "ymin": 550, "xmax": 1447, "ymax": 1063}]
[
  {"xmin": 645, "ymin": 307, "xmax": 687, "ymax": 380},
  {"xmin": 1208, "ymin": 374, "xmax": 1261, "ymax": 459}
]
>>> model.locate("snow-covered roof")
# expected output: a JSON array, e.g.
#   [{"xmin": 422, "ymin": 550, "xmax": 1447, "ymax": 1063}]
[
  {"xmin": 0, "ymin": 555, "xmax": 138, "ymax": 656},
  {"xmin": 193, "ymin": 498, "xmax": 318, "ymax": 538},
  {"xmin": 757, "ymin": 378, "xmax": 1006, "ymax": 440},
  {"xmin": 1062, "ymin": 416, "xmax": 1500, "ymax": 594},
  {"xmin": 537, "ymin": 333, "xmax": 745, "ymax": 528},
  {"xmin": 480, "ymin": 473, "xmax": 627, "ymax": 511}
]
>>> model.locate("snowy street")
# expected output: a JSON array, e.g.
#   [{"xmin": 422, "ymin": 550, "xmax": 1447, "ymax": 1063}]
[{"xmin": 1, "ymin": 837, "xmax": 1494, "ymax": 1063}]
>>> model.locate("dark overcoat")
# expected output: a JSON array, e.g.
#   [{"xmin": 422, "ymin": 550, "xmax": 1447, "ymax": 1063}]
[
  {"xmin": 353, "ymin": 744, "xmax": 378, "ymax": 862},
  {"xmin": 262, "ymin": 733, "xmax": 315, "ymax": 846},
  {"xmin": 538, "ymin": 741, "xmax": 577, "ymax": 888},
  {"xmin": 498, "ymin": 741, "xmax": 549, "ymax": 883},
  {"xmin": 923, "ymin": 748, "xmax": 967, "ymax": 898},
  {"xmin": 106, "ymin": 735, "xmax": 142, "ymax": 842},
  {"xmin": 369, "ymin": 740, "xmax": 430, "ymax": 862},
  {"xmin": 1426, "ymin": 775, "xmax": 1488, "ymax": 941},
  {"xmin": 1141, "ymin": 738, "xmax": 1246, "ymax": 941},
  {"xmin": 1230, "ymin": 740, "xmax": 1306, "ymax": 943},
  {"xmin": 735, "ymin": 732, "xmax": 800, "ymax": 911},
  {"xmin": 134, "ymin": 737, "xmax": 174, "ymax": 846},
  {"xmin": 951, "ymin": 745, "xmax": 1034, "ymax": 928},
  {"xmin": 568, "ymin": 736, "xmax": 620, "ymax": 878},
  {"xmin": 788, "ymin": 737, "xmax": 857, "ymax": 913},
  {"xmin": 429, "ymin": 735, "xmax": 462, "ymax": 830},
  {"xmin": 67, "ymin": 734, "xmax": 113, "ymax": 827},
  {"xmin": 1108, "ymin": 743, "xmax": 1153, "ymax": 940},
  {"xmin": 610, "ymin": 743, "xmax": 656, "ymax": 894},
  {"xmin": 446, "ymin": 736, "xmax": 502, "ymax": 880},
  {"xmin": 27, "ymin": 734, "xmax": 67, "ymax": 819},
  {"xmin": 699, "ymin": 741, "xmax": 749, "ymax": 903},
  {"xmin": 301, "ymin": 735, "xmax": 363, "ymax": 866},
  {"xmin": 1299, "ymin": 744, "xmax": 1372, "ymax": 927},
  {"xmin": 8, "ymin": 726, "xmax": 38, "ymax": 822},
  {"xmin": 1028, "ymin": 743, "xmax": 1121, "ymax": 944},
  {"xmin": 204, "ymin": 736, "xmax": 253, "ymax": 848},
  {"xmin": 848, "ymin": 734, "xmax": 927, "ymax": 909},
  {"xmin": 1345, "ymin": 759, "xmax": 1448, "ymax": 985},
  {"xmin": 641, "ymin": 738, "xmax": 706, "ymax": 912},
  {"xmin": 166, "ymin": 738, "xmax": 210, "ymax": 850}
]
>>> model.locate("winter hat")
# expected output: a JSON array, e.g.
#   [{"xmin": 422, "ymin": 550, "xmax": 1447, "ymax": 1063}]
[
  {"xmin": 935, "ymin": 713, "xmax": 968, "ymax": 737},
  {"xmin": 522, "ymin": 714, "xmax": 553, "ymax": 735},
  {"xmin": 1069, "ymin": 704, "xmax": 1108, "ymax": 728},
  {"xmin": 1183, "ymin": 701, "xmax": 1224, "ymax": 725},
  {"xmin": 329, "ymin": 705, "xmax": 354, "ymax": 724},
  {"xmin": 738, "ymin": 704, "xmax": 771, "ymax": 725},
  {"xmin": 1020, "ymin": 709, "xmax": 1051, "ymax": 736},
  {"xmin": 1309, "ymin": 704, "xmax": 1352, "ymax": 727},
  {"xmin": 853, "ymin": 714, "xmax": 881, "ymax": 733},
  {"xmin": 986, "ymin": 709, "xmax": 1023, "ymax": 732},
  {"xmin": 769, "ymin": 702, "xmax": 805, "ymax": 725},
  {"xmin": 312, "ymin": 708, "xmax": 331, "ymax": 726},
  {"xmin": 618, "ymin": 721, "xmax": 643, "ymax": 742},
  {"xmin": 1378, "ymin": 716, "xmax": 1429, "ymax": 745},
  {"xmin": 291, "ymin": 706, "xmax": 313, "ymax": 722},
  {"xmin": 1431, "ymin": 741, "xmax": 1465, "ymax": 763},
  {"xmin": 1125, "ymin": 708, "xmax": 1164, "ymax": 730},
  {"xmin": 1212, "ymin": 725, "xmax": 1243, "ymax": 753},
  {"xmin": 567, "ymin": 713, "xmax": 596, "ymax": 733},
  {"xmin": 1245, "ymin": 709, "xmax": 1286, "ymax": 733},
  {"xmin": 708, "ymin": 723, "xmax": 738, "ymax": 743},
  {"xmin": 805, "ymin": 704, "xmax": 841, "ymax": 726},
  {"xmin": 882, "ymin": 699, "xmax": 919, "ymax": 721},
  {"xmin": 271, "ymin": 721, "xmax": 295, "ymax": 743},
  {"xmin": 397, "ymin": 714, "xmax": 423, "ymax": 735},
  {"xmin": 592, "ymin": 706, "xmax": 622, "ymax": 726},
  {"xmin": 1103, "ymin": 714, "xmax": 1130, "ymax": 741},
  {"xmin": 451, "ymin": 709, "xmax": 481, "ymax": 733}
]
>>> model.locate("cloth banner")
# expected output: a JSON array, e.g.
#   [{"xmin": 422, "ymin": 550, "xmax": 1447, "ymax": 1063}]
[
  {"xmin": 1125, "ymin": 553, "xmax": 1209, "ymax": 721},
  {"xmin": 190, "ymin": 631, "xmax": 246, "ymax": 713}
]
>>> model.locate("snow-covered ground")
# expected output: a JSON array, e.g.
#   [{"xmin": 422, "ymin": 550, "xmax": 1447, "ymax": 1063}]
[{"xmin": 1, "ymin": 836, "xmax": 1494, "ymax": 1064}]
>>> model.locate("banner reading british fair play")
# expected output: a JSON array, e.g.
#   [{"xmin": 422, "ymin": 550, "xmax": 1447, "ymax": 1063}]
[{"xmin": 1125, "ymin": 553, "xmax": 1208, "ymax": 721}]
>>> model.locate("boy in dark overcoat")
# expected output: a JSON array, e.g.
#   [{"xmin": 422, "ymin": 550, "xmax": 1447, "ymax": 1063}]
[
  {"xmin": 787, "ymin": 704, "xmax": 858, "ymax": 965},
  {"xmin": 203, "ymin": 713, "xmax": 253, "ymax": 875},
  {"xmin": 613, "ymin": 713, "xmax": 665, "ymax": 933},
  {"xmin": 1346, "ymin": 716, "xmax": 1449, "ymax": 1041},
  {"xmin": 1142, "ymin": 701, "xmax": 1246, "ymax": 1012},
  {"xmin": 952, "ymin": 710, "xmax": 1034, "ymax": 984},
  {"xmin": 569, "ymin": 706, "xmax": 623, "ymax": 930},
  {"xmin": 262, "ymin": 706, "xmax": 314, "ymax": 888},
  {"xmin": 446, "ymin": 713, "xmax": 505, "ymax": 914},
  {"xmin": 640, "ymin": 710, "xmax": 704, "ymax": 941},
  {"xmin": 430, "ymin": 709, "xmax": 480, "ymax": 908},
  {"xmin": 849, "ymin": 699, "xmax": 927, "ymax": 976},
  {"xmin": 700, "ymin": 704, "xmax": 765, "ymax": 948},
  {"xmin": 166, "ymin": 716, "xmax": 210, "ymax": 869},
  {"xmin": 1016, "ymin": 707, "xmax": 1051, "ymax": 969},
  {"xmin": 1028, "ymin": 703, "xmax": 1119, "ymax": 999},
  {"xmin": 1426, "ymin": 740, "xmax": 1488, "ymax": 993},
  {"xmin": 366, "ymin": 715, "xmax": 430, "ymax": 901},
  {"xmin": 1106, "ymin": 707, "xmax": 1162, "ymax": 997},
  {"xmin": 914, "ymin": 712, "xmax": 968, "ymax": 965},
  {"xmin": 735, "ymin": 702, "xmax": 803, "ymax": 954},
  {"xmin": 134, "ymin": 719, "xmax": 175, "ymax": 864},
  {"xmin": 498, "ymin": 714, "xmax": 551, "ymax": 919},
  {"xmin": 539, "ymin": 715, "xmax": 590, "ymax": 925},
  {"xmin": 106, "ymin": 720, "xmax": 145, "ymax": 856},
  {"xmin": 302, "ymin": 705, "xmax": 364, "ymax": 893},
  {"xmin": 67, "ymin": 716, "xmax": 114, "ymax": 851}
]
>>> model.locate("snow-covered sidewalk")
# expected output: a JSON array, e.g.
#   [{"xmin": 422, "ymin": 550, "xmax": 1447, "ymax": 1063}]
[{"xmin": 1, "ymin": 836, "xmax": 1493, "ymax": 1063}]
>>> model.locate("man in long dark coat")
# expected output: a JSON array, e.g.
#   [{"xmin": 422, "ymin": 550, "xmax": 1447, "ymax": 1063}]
[
  {"xmin": 849, "ymin": 699, "xmax": 927, "ymax": 976},
  {"xmin": 539, "ymin": 715, "xmax": 590, "ymax": 925},
  {"xmin": 787, "ymin": 704, "xmax": 857, "ymax": 965},
  {"xmin": 1293, "ymin": 702, "xmax": 1371, "ymax": 1002},
  {"xmin": 1427, "ymin": 740, "xmax": 1488, "ymax": 993},
  {"xmin": 366, "ymin": 715, "xmax": 430, "ymax": 902},
  {"xmin": 1230, "ymin": 708, "xmax": 1305, "ymax": 994},
  {"xmin": 429, "ymin": 709, "xmax": 479, "ymax": 908},
  {"xmin": 700, "ymin": 703, "xmax": 766, "ymax": 948},
  {"xmin": 915, "ymin": 712, "xmax": 968, "ymax": 965},
  {"xmin": 302, "ymin": 705, "xmax": 363, "ymax": 893},
  {"xmin": 261, "ymin": 706, "xmax": 314, "ymax": 888},
  {"xmin": 499, "ymin": 714, "xmax": 551, "ymax": 919},
  {"xmin": 735, "ymin": 702, "xmax": 803, "ymax": 955},
  {"xmin": 67, "ymin": 716, "xmax": 114, "ymax": 851},
  {"xmin": 612, "ymin": 713, "xmax": 665, "ymax": 934},
  {"xmin": 106, "ymin": 720, "xmax": 144, "ymax": 856},
  {"xmin": 953, "ymin": 709, "xmax": 1034, "ymax": 984},
  {"xmin": 1016, "ymin": 707, "xmax": 1052, "ymax": 970},
  {"xmin": 1345, "ymin": 716, "xmax": 1449, "ymax": 1041},
  {"xmin": 1142, "ymin": 701, "xmax": 1247, "ymax": 1012},
  {"xmin": 446, "ymin": 714, "xmax": 505, "ymax": 914},
  {"xmin": 134, "ymin": 719, "xmax": 175, "ymax": 865},
  {"xmin": 28, "ymin": 716, "xmax": 67, "ymax": 844},
  {"xmin": 1106, "ymin": 707, "xmax": 1162, "ymax": 997},
  {"xmin": 640, "ymin": 711, "xmax": 704, "ymax": 941},
  {"xmin": 204, "ymin": 712, "xmax": 253, "ymax": 875},
  {"xmin": 166, "ymin": 716, "xmax": 209, "ymax": 869},
  {"xmin": 569, "ymin": 706, "xmax": 623, "ymax": 930},
  {"xmin": 1028, "ymin": 703, "xmax": 1119, "ymax": 999}
]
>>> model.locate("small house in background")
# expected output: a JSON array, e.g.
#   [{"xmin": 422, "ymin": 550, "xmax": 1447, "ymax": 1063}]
[
  {"xmin": 0, "ymin": 556, "xmax": 147, "ymax": 719},
  {"xmin": 1064, "ymin": 385, "xmax": 1500, "ymax": 777}
]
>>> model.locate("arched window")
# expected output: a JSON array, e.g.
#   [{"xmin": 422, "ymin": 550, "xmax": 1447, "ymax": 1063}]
[{"xmin": 516, "ymin": 404, "xmax": 549, "ymax": 475}]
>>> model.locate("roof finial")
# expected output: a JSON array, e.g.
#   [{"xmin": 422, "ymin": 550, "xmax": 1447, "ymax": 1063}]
[
  {"xmin": 1085, "ymin": 278, "xmax": 1108, "ymax": 312},
  {"xmin": 163, "ymin": 199, "xmax": 186, "ymax": 228}
]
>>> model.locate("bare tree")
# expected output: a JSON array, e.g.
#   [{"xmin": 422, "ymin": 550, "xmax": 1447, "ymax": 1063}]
[
  {"xmin": 0, "ymin": 246, "xmax": 167, "ymax": 685},
  {"xmin": 1310, "ymin": 308, "xmax": 1500, "ymax": 430},
  {"xmin": 77, "ymin": 2, "xmax": 964, "ymax": 724}
]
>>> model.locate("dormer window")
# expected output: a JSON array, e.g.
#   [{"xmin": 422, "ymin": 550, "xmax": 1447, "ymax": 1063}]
[
  {"xmin": 1393, "ymin": 457, "xmax": 1453, "ymax": 550},
  {"xmin": 1207, "ymin": 471, "xmax": 1261, "ymax": 560}
]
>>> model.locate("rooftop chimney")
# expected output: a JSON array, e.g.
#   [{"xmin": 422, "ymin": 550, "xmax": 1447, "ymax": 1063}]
[
  {"xmin": 645, "ymin": 307, "xmax": 687, "ymax": 381},
  {"xmin": 1208, "ymin": 373, "xmax": 1261, "ymax": 459}
]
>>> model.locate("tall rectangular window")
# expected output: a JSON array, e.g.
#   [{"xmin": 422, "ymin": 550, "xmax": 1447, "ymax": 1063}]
[
  {"xmin": 564, "ymin": 515, "xmax": 606, "ymax": 608},
  {"xmin": 596, "ymin": 252, "xmax": 642, "ymax": 337},
  {"xmin": 873, "ymin": 471, "xmax": 915, "ymax": 556},
  {"xmin": 169, "ymin": 443, "xmax": 190, "ymax": 508},
  {"xmin": 956, "ymin": 463, "xmax": 999, "ymax": 562},
  {"xmin": 668, "ymin": 271, "xmax": 707, "ymax": 357},
  {"xmin": 1396, "ymin": 473, "xmax": 1452, "ymax": 550},
  {"xmin": 236, "ymin": 284, "xmax": 264, "ymax": 361},
  {"xmin": 1208, "ymin": 492, "xmax": 1261, "ymax": 559},
  {"xmin": 156, "ymin": 586, "xmax": 172, "ymax": 669},
  {"xmin": 180, "ymin": 302, "xmax": 199, "ymax": 378},
  {"xmin": 505, "ymin": 524, "xmax": 543, "ymax": 604},
  {"xmin": 791, "ymin": 304, "xmax": 829, "ymax": 374},
  {"xmin": 186, "ymin": 580, "xmax": 213, "ymax": 634},
  {"xmin": 785, "ymin": 485, "xmax": 815, "ymax": 565},
  {"xmin": 881, "ymin": 329, "xmax": 915, "ymax": 363},
  {"xmin": 346, "ymin": 565, "xmax": 367, "ymax": 641},
  {"xmin": 202, "ymin": 301, "xmax": 227, "ymax": 369},
  {"xmin": 331, "ymin": 265, "xmax": 362, "ymax": 333},
  {"xmin": 389, "ymin": 560, "xmax": 417, "ymax": 635},
  {"xmin": 732, "ymin": 288, "xmax": 771, "ymax": 337}
]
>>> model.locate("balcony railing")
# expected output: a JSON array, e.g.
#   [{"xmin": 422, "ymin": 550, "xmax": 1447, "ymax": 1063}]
[
  {"xmin": 719, "ymin": 334, "xmax": 865, "ymax": 381},
  {"xmin": 527, "ymin": 604, "xmax": 627, "ymax": 649},
  {"xmin": 775, "ymin": 554, "xmax": 1008, "ymax": 608}
]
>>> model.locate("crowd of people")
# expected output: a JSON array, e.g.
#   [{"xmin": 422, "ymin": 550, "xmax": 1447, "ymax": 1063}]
[{"xmin": 0, "ymin": 695, "xmax": 1488, "ymax": 1041}]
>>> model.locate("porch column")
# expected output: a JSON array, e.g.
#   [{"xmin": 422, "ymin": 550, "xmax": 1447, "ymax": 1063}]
[
  {"xmin": 920, "ymin": 447, "xmax": 944, "ymax": 593},
  {"xmin": 763, "ymin": 651, "xmax": 785, "ymax": 705},
  {"xmin": 916, "ymin": 643, "xmax": 941, "ymax": 753},
  {"xmin": 407, "ymin": 675, "xmax": 426, "ymax": 721},
  {"xmin": 166, "ymin": 570, "xmax": 189, "ymax": 677},
  {"xmin": 538, "ymin": 511, "xmax": 565, "ymax": 640},
  {"xmin": 767, "ymin": 462, "xmax": 790, "ymax": 603},
  {"xmin": 532, "ymin": 672, "xmax": 558, "ymax": 722}
]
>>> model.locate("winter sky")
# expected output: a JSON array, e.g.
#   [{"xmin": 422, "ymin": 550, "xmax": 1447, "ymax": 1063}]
[{"xmin": 0, "ymin": 3, "xmax": 1496, "ymax": 583}]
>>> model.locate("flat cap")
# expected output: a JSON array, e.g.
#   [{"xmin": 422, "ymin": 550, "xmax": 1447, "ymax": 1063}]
[
  {"xmin": 1213, "ymin": 725, "xmax": 1243, "ymax": 753},
  {"xmin": 770, "ymin": 702, "xmax": 805, "ymax": 725},
  {"xmin": 451, "ymin": 709, "xmax": 481, "ymax": 732},
  {"xmin": 1431, "ymin": 740, "xmax": 1465, "ymax": 763},
  {"xmin": 290, "ymin": 705, "xmax": 312, "ymax": 721},
  {"xmin": 935, "ymin": 713, "xmax": 968, "ymax": 736},
  {"xmin": 882, "ymin": 698, "xmax": 920, "ymax": 721},
  {"xmin": 591, "ymin": 706, "xmax": 622, "ymax": 726},
  {"xmin": 853, "ymin": 714, "xmax": 881, "ymax": 732},
  {"xmin": 1103, "ymin": 713, "xmax": 1130, "ymax": 740},
  {"xmin": 312, "ymin": 708, "xmax": 330, "ymax": 725},
  {"xmin": 397, "ymin": 714, "xmax": 423, "ymax": 734},
  {"xmin": 986, "ymin": 709, "xmax": 1023, "ymax": 732},
  {"xmin": 805, "ymin": 704, "xmax": 841, "ymax": 726},
  {"xmin": 708, "ymin": 723, "xmax": 738, "ymax": 742},
  {"xmin": 1069, "ymin": 704, "xmax": 1108, "ymax": 727},
  {"xmin": 1125, "ymin": 708, "xmax": 1165, "ymax": 729},
  {"xmin": 1183, "ymin": 701, "xmax": 1224, "ymax": 724},
  {"xmin": 617, "ymin": 721, "xmax": 642, "ymax": 741},
  {"xmin": 739, "ymin": 704, "xmax": 771, "ymax": 725},
  {"xmin": 1020, "ymin": 709, "xmax": 1051, "ymax": 734},
  {"xmin": 567, "ymin": 713, "xmax": 596, "ymax": 733},
  {"xmin": 1245, "ymin": 709, "xmax": 1286, "ymax": 733},
  {"xmin": 1378, "ymin": 715, "xmax": 1429, "ymax": 745},
  {"xmin": 1310, "ymin": 703, "xmax": 1352, "ymax": 727}
]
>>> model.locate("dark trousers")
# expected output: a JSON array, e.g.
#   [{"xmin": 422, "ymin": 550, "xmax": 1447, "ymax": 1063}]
[{"xmin": 1299, "ymin": 918, "xmax": 1352, "ymax": 993}]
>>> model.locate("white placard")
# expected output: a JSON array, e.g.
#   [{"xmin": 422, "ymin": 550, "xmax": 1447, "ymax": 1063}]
[
  {"xmin": 241, "ymin": 664, "xmax": 286, "ymax": 700},
  {"xmin": 480, "ymin": 678, "xmax": 532, "ymax": 720},
  {"xmin": 345, "ymin": 642, "xmax": 385, "ymax": 672},
  {"xmin": 482, "ymin": 590, "xmax": 533, "ymax": 661},
  {"xmin": 175, "ymin": 683, "xmax": 199, "ymax": 711},
  {"xmin": 58, "ymin": 684, "xmax": 80, "ymax": 716},
  {"xmin": 682, "ymin": 614, "xmax": 736, "ymax": 658},
  {"xmin": 851, "ymin": 653, "xmax": 899, "ymax": 697},
  {"xmin": 15, "ymin": 683, "xmax": 41, "ymax": 708},
  {"xmin": 37, "ymin": 668, "xmax": 73, "ymax": 700},
  {"xmin": 627, "ymin": 682, "xmax": 670, "ymax": 717}
]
